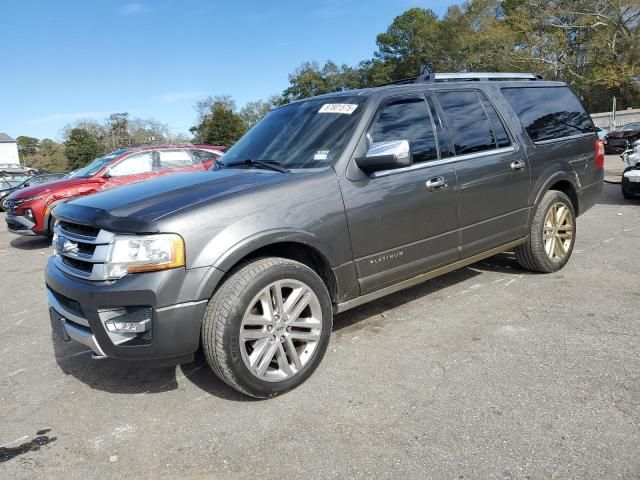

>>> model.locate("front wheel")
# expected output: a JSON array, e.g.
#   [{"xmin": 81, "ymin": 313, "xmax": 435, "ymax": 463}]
[
  {"xmin": 201, "ymin": 257, "xmax": 333, "ymax": 398},
  {"xmin": 515, "ymin": 190, "xmax": 576, "ymax": 273}
]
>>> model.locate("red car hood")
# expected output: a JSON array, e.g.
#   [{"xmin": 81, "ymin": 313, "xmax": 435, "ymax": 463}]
[{"xmin": 6, "ymin": 177, "xmax": 97, "ymax": 200}]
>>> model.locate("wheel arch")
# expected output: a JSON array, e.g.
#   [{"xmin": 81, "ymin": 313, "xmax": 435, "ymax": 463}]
[
  {"xmin": 533, "ymin": 172, "xmax": 580, "ymax": 216},
  {"xmin": 202, "ymin": 231, "xmax": 340, "ymax": 305}
]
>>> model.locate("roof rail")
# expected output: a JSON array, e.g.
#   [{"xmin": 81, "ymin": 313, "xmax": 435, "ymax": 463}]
[
  {"xmin": 374, "ymin": 72, "xmax": 542, "ymax": 88},
  {"xmin": 420, "ymin": 72, "xmax": 542, "ymax": 82}
]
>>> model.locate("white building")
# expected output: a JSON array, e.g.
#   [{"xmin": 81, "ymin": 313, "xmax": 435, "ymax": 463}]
[{"xmin": 0, "ymin": 133, "xmax": 20, "ymax": 165}]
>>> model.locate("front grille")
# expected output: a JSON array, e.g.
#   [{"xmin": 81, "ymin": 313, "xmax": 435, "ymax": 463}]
[
  {"xmin": 6, "ymin": 218, "xmax": 28, "ymax": 230},
  {"xmin": 62, "ymin": 256, "xmax": 93, "ymax": 273},
  {"xmin": 3, "ymin": 199, "xmax": 18, "ymax": 215},
  {"xmin": 59, "ymin": 220, "xmax": 100, "ymax": 238},
  {"xmin": 53, "ymin": 219, "xmax": 115, "ymax": 280}
]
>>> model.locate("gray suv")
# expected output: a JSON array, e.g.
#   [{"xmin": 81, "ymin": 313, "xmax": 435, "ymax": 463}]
[{"xmin": 45, "ymin": 72, "xmax": 604, "ymax": 398}]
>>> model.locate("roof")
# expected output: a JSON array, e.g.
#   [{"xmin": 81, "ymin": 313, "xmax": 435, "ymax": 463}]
[{"xmin": 0, "ymin": 133, "xmax": 16, "ymax": 143}]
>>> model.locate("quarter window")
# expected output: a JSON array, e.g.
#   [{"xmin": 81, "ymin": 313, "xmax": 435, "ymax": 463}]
[
  {"xmin": 436, "ymin": 90, "xmax": 509, "ymax": 155},
  {"xmin": 501, "ymin": 86, "xmax": 594, "ymax": 142},
  {"xmin": 368, "ymin": 96, "xmax": 438, "ymax": 163}
]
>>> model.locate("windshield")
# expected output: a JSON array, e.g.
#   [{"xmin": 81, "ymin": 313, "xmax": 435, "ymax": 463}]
[
  {"xmin": 221, "ymin": 96, "xmax": 367, "ymax": 169},
  {"xmin": 68, "ymin": 150, "xmax": 128, "ymax": 178},
  {"xmin": 621, "ymin": 123, "xmax": 640, "ymax": 131}
]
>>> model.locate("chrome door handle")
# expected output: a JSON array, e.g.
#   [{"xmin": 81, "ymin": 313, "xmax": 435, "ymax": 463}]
[
  {"xmin": 426, "ymin": 177, "xmax": 447, "ymax": 191},
  {"xmin": 510, "ymin": 160, "xmax": 526, "ymax": 171}
]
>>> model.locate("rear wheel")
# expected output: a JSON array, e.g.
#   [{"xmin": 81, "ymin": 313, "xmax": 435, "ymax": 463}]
[
  {"xmin": 201, "ymin": 257, "xmax": 332, "ymax": 398},
  {"xmin": 515, "ymin": 190, "xmax": 576, "ymax": 273}
]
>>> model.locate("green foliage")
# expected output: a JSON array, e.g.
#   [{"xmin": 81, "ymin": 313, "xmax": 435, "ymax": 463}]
[
  {"xmin": 64, "ymin": 128, "xmax": 106, "ymax": 170},
  {"xmin": 282, "ymin": 61, "xmax": 367, "ymax": 102},
  {"xmin": 16, "ymin": 136, "xmax": 39, "ymax": 159},
  {"xmin": 239, "ymin": 95, "xmax": 283, "ymax": 129},
  {"xmin": 190, "ymin": 98, "xmax": 247, "ymax": 147}
]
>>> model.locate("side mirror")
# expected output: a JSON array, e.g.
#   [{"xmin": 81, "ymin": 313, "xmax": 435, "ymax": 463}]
[
  {"xmin": 101, "ymin": 169, "xmax": 112, "ymax": 178},
  {"xmin": 356, "ymin": 140, "xmax": 412, "ymax": 173}
]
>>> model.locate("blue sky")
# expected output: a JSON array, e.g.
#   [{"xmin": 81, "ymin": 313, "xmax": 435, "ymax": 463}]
[{"xmin": 0, "ymin": 0, "xmax": 455, "ymax": 141}]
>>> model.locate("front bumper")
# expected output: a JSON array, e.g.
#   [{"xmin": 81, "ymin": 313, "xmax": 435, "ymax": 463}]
[
  {"xmin": 5, "ymin": 213, "xmax": 37, "ymax": 235},
  {"xmin": 623, "ymin": 169, "xmax": 640, "ymax": 197},
  {"xmin": 45, "ymin": 257, "xmax": 223, "ymax": 363}
]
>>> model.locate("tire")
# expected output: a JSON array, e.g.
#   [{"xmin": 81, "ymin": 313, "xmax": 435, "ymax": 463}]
[
  {"xmin": 201, "ymin": 257, "xmax": 333, "ymax": 399},
  {"xmin": 622, "ymin": 168, "xmax": 636, "ymax": 199},
  {"xmin": 515, "ymin": 190, "xmax": 576, "ymax": 273}
]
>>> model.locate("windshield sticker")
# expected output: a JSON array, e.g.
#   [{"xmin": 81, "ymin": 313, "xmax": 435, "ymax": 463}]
[
  {"xmin": 318, "ymin": 103, "xmax": 358, "ymax": 115},
  {"xmin": 314, "ymin": 150, "xmax": 329, "ymax": 161}
]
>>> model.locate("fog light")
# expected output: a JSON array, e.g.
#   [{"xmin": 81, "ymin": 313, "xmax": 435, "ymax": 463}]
[
  {"xmin": 105, "ymin": 317, "xmax": 150, "ymax": 333},
  {"xmin": 24, "ymin": 208, "xmax": 35, "ymax": 222}
]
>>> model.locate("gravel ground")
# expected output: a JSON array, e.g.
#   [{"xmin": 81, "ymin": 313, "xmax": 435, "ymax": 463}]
[{"xmin": 1, "ymin": 156, "xmax": 639, "ymax": 479}]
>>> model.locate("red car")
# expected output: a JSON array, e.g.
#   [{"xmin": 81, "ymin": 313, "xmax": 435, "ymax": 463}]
[{"xmin": 3, "ymin": 145, "xmax": 224, "ymax": 237}]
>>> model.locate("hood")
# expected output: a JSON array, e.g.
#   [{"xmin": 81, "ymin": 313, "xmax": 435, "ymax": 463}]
[
  {"xmin": 54, "ymin": 168, "xmax": 296, "ymax": 233},
  {"xmin": 7, "ymin": 177, "xmax": 96, "ymax": 200}
]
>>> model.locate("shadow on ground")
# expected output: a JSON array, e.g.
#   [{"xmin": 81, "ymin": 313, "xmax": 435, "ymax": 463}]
[
  {"xmin": 10, "ymin": 236, "xmax": 51, "ymax": 250},
  {"xmin": 51, "ymin": 251, "xmax": 527, "ymax": 400}
]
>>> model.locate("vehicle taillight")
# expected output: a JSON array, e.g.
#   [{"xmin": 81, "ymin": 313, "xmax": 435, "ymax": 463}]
[{"xmin": 595, "ymin": 139, "xmax": 605, "ymax": 169}]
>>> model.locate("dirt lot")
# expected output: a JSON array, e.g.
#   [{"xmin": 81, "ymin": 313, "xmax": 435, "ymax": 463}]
[{"xmin": 1, "ymin": 156, "xmax": 639, "ymax": 479}]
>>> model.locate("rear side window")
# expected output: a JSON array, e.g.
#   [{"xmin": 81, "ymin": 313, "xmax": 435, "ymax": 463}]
[
  {"xmin": 436, "ymin": 90, "xmax": 510, "ymax": 155},
  {"xmin": 369, "ymin": 96, "xmax": 437, "ymax": 163},
  {"xmin": 501, "ymin": 86, "xmax": 594, "ymax": 142}
]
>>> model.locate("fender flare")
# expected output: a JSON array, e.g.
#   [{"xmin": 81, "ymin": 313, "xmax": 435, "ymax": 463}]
[
  {"xmin": 212, "ymin": 228, "xmax": 337, "ymax": 273},
  {"xmin": 532, "ymin": 170, "xmax": 581, "ymax": 212}
]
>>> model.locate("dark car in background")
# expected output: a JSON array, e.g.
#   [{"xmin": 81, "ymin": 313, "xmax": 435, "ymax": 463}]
[
  {"xmin": 0, "ymin": 173, "xmax": 67, "ymax": 210},
  {"xmin": 604, "ymin": 122, "xmax": 640, "ymax": 153}
]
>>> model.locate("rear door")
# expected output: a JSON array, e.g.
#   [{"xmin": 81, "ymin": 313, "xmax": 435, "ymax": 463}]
[
  {"xmin": 434, "ymin": 89, "xmax": 530, "ymax": 258},
  {"xmin": 340, "ymin": 93, "xmax": 459, "ymax": 294}
]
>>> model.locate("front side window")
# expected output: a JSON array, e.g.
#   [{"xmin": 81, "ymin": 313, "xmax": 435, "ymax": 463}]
[
  {"xmin": 501, "ymin": 86, "xmax": 594, "ymax": 142},
  {"xmin": 221, "ymin": 96, "xmax": 367, "ymax": 169},
  {"xmin": 368, "ymin": 96, "xmax": 437, "ymax": 163},
  {"xmin": 108, "ymin": 152, "xmax": 153, "ymax": 177},
  {"xmin": 436, "ymin": 90, "xmax": 502, "ymax": 155}
]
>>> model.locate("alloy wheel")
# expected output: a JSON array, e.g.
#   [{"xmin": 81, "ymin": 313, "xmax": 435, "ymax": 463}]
[
  {"xmin": 543, "ymin": 202, "xmax": 574, "ymax": 261},
  {"xmin": 239, "ymin": 279, "xmax": 323, "ymax": 382}
]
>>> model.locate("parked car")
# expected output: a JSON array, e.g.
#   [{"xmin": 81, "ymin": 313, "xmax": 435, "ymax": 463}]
[
  {"xmin": 604, "ymin": 122, "xmax": 640, "ymax": 153},
  {"xmin": 621, "ymin": 139, "xmax": 640, "ymax": 199},
  {"xmin": 45, "ymin": 72, "xmax": 603, "ymax": 398},
  {"xmin": 0, "ymin": 164, "xmax": 38, "ymax": 178},
  {"xmin": 4, "ymin": 145, "xmax": 224, "ymax": 236},
  {"xmin": 0, "ymin": 173, "xmax": 67, "ymax": 210}
]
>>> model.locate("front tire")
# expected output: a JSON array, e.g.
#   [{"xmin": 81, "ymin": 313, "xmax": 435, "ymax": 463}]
[
  {"xmin": 201, "ymin": 257, "xmax": 332, "ymax": 399},
  {"xmin": 515, "ymin": 190, "xmax": 576, "ymax": 273}
]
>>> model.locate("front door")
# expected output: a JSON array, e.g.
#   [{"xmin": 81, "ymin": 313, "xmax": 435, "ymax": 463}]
[{"xmin": 340, "ymin": 94, "xmax": 459, "ymax": 295}]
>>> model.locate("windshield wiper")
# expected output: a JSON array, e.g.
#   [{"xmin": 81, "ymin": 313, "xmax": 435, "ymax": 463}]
[{"xmin": 225, "ymin": 159, "xmax": 289, "ymax": 173}]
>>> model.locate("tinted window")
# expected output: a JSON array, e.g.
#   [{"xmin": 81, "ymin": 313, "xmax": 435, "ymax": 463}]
[
  {"xmin": 502, "ymin": 86, "xmax": 594, "ymax": 142},
  {"xmin": 479, "ymin": 95, "xmax": 511, "ymax": 148},
  {"xmin": 369, "ymin": 96, "xmax": 437, "ymax": 163},
  {"xmin": 436, "ymin": 91, "xmax": 497, "ymax": 155}
]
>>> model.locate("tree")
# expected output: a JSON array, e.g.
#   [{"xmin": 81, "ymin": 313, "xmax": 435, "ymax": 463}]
[
  {"xmin": 64, "ymin": 128, "xmax": 106, "ymax": 170},
  {"xmin": 190, "ymin": 97, "xmax": 247, "ymax": 147},
  {"xmin": 239, "ymin": 95, "xmax": 283, "ymax": 129},
  {"xmin": 282, "ymin": 61, "xmax": 367, "ymax": 102},
  {"xmin": 16, "ymin": 136, "xmax": 39, "ymax": 159},
  {"xmin": 26, "ymin": 139, "xmax": 69, "ymax": 172}
]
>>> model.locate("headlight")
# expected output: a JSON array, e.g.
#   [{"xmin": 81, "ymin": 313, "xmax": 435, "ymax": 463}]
[
  {"xmin": 15, "ymin": 194, "xmax": 43, "ymax": 204},
  {"xmin": 105, "ymin": 233, "xmax": 185, "ymax": 278}
]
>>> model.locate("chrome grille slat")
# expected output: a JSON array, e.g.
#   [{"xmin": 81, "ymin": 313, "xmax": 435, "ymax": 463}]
[{"xmin": 53, "ymin": 221, "xmax": 116, "ymax": 281}]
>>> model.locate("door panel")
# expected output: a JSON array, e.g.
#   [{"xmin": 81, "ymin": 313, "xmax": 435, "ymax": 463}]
[
  {"xmin": 341, "ymin": 165, "xmax": 459, "ymax": 294},
  {"xmin": 340, "ymin": 93, "xmax": 459, "ymax": 294},
  {"xmin": 434, "ymin": 89, "xmax": 530, "ymax": 258}
]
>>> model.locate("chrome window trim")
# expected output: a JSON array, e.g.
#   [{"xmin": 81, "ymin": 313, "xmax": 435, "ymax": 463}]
[
  {"xmin": 371, "ymin": 146, "xmax": 516, "ymax": 178},
  {"xmin": 533, "ymin": 132, "xmax": 596, "ymax": 145}
]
